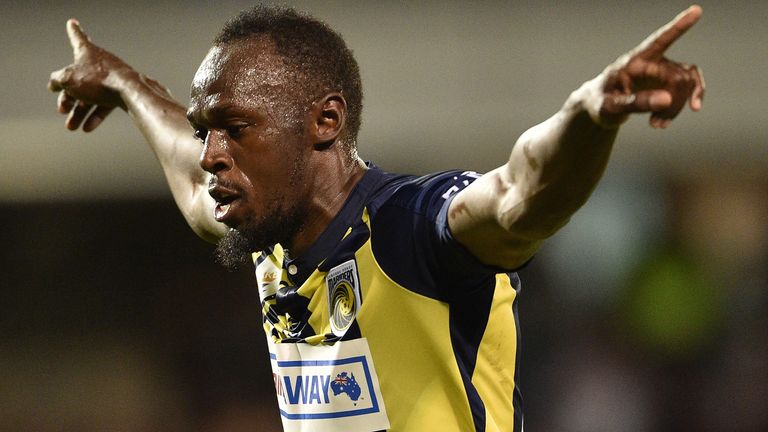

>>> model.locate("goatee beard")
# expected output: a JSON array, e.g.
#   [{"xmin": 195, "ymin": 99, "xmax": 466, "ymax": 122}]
[
  {"xmin": 214, "ymin": 229, "xmax": 253, "ymax": 271},
  {"xmin": 213, "ymin": 204, "xmax": 307, "ymax": 271}
]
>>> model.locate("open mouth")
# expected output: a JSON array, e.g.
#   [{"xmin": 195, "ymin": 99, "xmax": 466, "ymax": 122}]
[
  {"xmin": 208, "ymin": 186, "xmax": 241, "ymax": 223},
  {"xmin": 214, "ymin": 196, "xmax": 238, "ymax": 222}
]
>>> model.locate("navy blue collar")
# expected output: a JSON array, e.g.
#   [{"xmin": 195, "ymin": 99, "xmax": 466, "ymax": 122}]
[{"xmin": 277, "ymin": 163, "xmax": 387, "ymax": 285}]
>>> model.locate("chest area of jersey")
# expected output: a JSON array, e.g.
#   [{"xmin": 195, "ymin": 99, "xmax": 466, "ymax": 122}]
[
  {"xmin": 255, "ymin": 235, "xmax": 393, "ymax": 431},
  {"xmin": 256, "ymin": 240, "xmax": 378, "ymax": 344}
]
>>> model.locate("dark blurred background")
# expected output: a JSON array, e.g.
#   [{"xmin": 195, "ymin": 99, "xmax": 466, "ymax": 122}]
[{"xmin": 2, "ymin": 1, "xmax": 766, "ymax": 431}]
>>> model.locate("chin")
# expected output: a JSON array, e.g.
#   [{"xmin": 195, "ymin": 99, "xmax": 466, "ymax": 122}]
[
  {"xmin": 214, "ymin": 228, "xmax": 254, "ymax": 271},
  {"xmin": 214, "ymin": 196, "xmax": 309, "ymax": 270}
]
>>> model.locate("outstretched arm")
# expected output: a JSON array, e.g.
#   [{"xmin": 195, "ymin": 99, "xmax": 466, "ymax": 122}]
[
  {"xmin": 449, "ymin": 6, "xmax": 705, "ymax": 269},
  {"xmin": 48, "ymin": 19, "xmax": 226, "ymax": 243}
]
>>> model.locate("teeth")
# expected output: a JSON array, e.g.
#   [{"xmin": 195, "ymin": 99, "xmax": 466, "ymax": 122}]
[{"xmin": 215, "ymin": 202, "xmax": 231, "ymax": 220}]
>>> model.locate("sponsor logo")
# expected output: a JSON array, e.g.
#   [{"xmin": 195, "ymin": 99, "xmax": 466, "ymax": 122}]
[
  {"xmin": 271, "ymin": 354, "xmax": 381, "ymax": 419},
  {"xmin": 331, "ymin": 372, "xmax": 362, "ymax": 403},
  {"xmin": 441, "ymin": 170, "xmax": 482, "ymax": 200},
  {"xmin": 268, "ymin": 338, "xmax": 390, "ymax": 431},
  {"xmin": 262, "ymin": 271, "xmax": 277, "ymax": 284},
  {"xmin": 326, "ymin": 260, "xmax": 361, "ymax": 337},
  {"xmin": 255, "ymin": 255, "xmax": 281, "ymax": 300}
]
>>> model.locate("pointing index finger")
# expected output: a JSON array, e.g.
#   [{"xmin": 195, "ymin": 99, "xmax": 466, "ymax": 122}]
[
  {"xmin": 637, "ymin": 5, "xmax": 702, "ymax": 59},
  {"xmin": 66, "ymin": 18, "xmax": 90, "ymax": 54}
]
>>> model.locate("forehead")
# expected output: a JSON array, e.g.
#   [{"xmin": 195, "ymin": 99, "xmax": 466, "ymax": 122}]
[{"xmin": 188, "ymin": 38, "xmax": 293, "ymax": 117}]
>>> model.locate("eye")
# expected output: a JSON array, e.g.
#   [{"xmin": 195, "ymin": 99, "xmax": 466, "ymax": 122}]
[
  {"xmin": 225, "ymin": 123, "xmax": 248, "ymax": 139},
  {"xmin": 193, "ymin": 128, "xmax": 208, "ymax": 143}
]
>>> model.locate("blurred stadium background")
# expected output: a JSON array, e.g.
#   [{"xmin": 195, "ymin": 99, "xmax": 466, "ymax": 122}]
[{"xmin": 1, "ymin": 1, "xmax": 766, "ymax": 431}]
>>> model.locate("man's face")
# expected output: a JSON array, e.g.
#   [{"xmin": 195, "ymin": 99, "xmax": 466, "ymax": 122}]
[{"xmin": 187, "ymin": 39, "xmax": 314, "ymax": 264}]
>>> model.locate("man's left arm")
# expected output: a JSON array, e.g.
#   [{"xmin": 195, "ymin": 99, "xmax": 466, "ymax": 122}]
[{"xmin": 448, "ymin": 6, "xmax": 705, "ymax": 269}]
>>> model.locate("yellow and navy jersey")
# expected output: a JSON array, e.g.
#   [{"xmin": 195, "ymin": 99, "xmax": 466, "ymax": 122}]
[{"xmin": 253, "ymin": 165, "xmax": 523, "ymax": 432}]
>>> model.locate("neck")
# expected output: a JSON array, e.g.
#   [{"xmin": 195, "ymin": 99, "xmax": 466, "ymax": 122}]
[{"xmin": 285, "ymin": 157, "xmax": 367, "ymax": 257}]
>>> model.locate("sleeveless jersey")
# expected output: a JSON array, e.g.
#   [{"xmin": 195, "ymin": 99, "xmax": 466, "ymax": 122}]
[{"xmin": 253, "ymin": 165, "xmax": 523, "ymax": 432}]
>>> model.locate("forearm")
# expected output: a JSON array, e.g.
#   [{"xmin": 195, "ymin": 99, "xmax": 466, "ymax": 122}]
[
  {"xmin": 449, "ymin": 6, "xmax": 702, "ymax": 269},
  {"xmin": 499, "ymin": 76, "xmax": 618, "ymax": 239},
  {"xmin": 112, "ymin": 69, "xmax": 226, "ymax": 242},
  {"xmin": 450, "ymin": 76, "xmax": 617, "ymax": 268}
]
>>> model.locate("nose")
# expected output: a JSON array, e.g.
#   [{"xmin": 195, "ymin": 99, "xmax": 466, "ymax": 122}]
[{"xmin": 199, "ymin": 130, "xmax": 232, "ymax": 174}]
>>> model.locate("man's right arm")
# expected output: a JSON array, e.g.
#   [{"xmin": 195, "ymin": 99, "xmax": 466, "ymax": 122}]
[{"xmin": 48, "ymin": 19, "xmax": 226, "ymax": 243}]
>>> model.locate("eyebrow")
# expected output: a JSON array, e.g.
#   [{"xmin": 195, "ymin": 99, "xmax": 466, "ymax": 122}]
[{"xmin": 187, "ymin": 102, "xmax": 239, "ymax": 125}]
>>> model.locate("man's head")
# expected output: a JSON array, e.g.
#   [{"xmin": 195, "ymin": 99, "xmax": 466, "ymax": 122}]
[
  {"xmin": 213, "ymin": 6, "xmax": 362, "ymax": 155},
  {"xmin": 186, "ymin": 6, "xmax": 363, "ymax": 269}
]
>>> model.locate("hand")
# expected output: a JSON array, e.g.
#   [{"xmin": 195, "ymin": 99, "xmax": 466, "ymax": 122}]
[
  {"xmin": 48, "ymin": 19, "xmax": 134, "ymax": 131},
  {"xmin": 597, "ymin": 5, "xmax": 705, "ymax": 128}
]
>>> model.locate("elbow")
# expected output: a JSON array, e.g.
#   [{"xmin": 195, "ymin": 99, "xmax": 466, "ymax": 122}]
[
  {"xmin": 191, "ymin": 223, "xmax": 226, "ymax": 244},
  {"xmin": 187, "ymin": 208, "xmax": 227, "ymax": 244},
  {"xmin": 180, "ymin": 186, "xmax": 227, "ymax": 244}
]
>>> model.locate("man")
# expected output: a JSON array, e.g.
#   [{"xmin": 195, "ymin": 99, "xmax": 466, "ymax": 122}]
[{"xmin": 48, "ymin": 5, "xmax": 704, "ymax": 432}]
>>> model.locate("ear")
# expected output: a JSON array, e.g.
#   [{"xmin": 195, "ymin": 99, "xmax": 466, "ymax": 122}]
[{"xmin": 311, "ymin": 93, "xmax": 346, "ymax": 150}]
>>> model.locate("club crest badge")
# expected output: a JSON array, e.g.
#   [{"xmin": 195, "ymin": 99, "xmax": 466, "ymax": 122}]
[{"xmin": 326, "ymin": 259, "xmax": 362, "ymax": 337}]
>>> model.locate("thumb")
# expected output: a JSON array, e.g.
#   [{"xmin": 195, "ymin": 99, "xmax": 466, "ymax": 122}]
[{"xmin": 67, "ymin": 18, "xmax": 90, "ymax": 54}]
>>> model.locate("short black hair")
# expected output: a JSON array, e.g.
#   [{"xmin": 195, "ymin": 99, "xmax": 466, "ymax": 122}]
[{"xmin": 215, "ymin": 6, "xmax": 363, "ymax": 156}]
